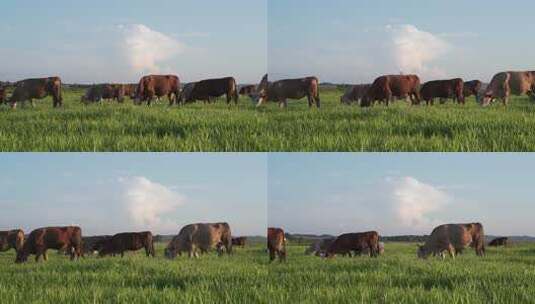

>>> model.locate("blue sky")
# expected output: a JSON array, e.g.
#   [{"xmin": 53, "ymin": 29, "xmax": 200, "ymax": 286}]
[
  {"xmin": 0, "ymin": 153, "xmax": 267, "ymax": 236},
  {"xmin": 269, "ymin": 153, "xmax": 535, "ymax": 236},
  {"xmin": 0, "ymin": 0, "xmax": 266, "ymax": 84},
  {"xmin": 268, "ymin": 0, "xmax": 535, "ymax": 83}
]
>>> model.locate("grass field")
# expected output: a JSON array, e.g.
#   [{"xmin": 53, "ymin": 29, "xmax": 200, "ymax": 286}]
[
  {"xmin": 0, "ymin": 243, "xmax": 268, "ymax": 303},
  {"xmin": 1, "ymin": 87, "xmax": 535, "ymax": 151},
  {"xmin": 2, "ymin": 242, "xmax": 534, "ymax": 303},
  {"xmin": 269, "ymin": 242, "xmax": 535, "ymax": 303}
]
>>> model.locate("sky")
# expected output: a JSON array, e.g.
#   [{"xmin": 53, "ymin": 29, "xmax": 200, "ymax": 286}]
[
  {"xmin": 0, "ymin": 0, "xmax": 267, "ymax": 84},
  {"xmin": 0, "ymin": 153, "xmax": 267, "ymax": 236},
  {"xmin": 268, "ymin": 153, "xmax": 535, "ymax": 236},
  {"xmin": 268, "ymin": 0, "xmax": 535, "ymax": 83}
]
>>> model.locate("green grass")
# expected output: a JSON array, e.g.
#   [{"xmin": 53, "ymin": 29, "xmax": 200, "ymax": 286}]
[
  {"xmin": 1, "ymin": 88, "xmax": 535, "ymax": 151},
  {"xmin": 270, "ymin": 242, "xmax": 535, "ymax": 303},
  {"xmin": 0, "ymin": 243, "xmax": 268, "ymax": 303},
  {"xmin": 2, "ymin": 242, "xmax": 533, "ymax": 303}
]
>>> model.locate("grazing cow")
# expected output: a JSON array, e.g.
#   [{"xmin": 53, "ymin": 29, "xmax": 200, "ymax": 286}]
[
  {"xmin": 340, "ymin": 84, "xmax": 371, "ymax": 105},
  {"xmin": 231, "ymin": 236, "xmax": 247, "ymax": 247},
  {"xmin": 420, "ymin": 78, "xmax": 465, "ymax": 105},
  {"xmin": 304, "ymin": 238, "xmax": 335, "ymax": 256},
  {"xmin": 98, "ymin": 232, "xmax": 155, "ymax": 257},
  {"xmin": 417, "ymin": 223, "xmax": 485, "ymax": 259},
  {"xmin": 164, "ymin": 223, "xmax": 232, "ymax": 259},
  {"xmin": 239, "ymin": 85, "xmax": 256, "ymax": 96},
  {"xmin": 16, "ymin": 226, "xmax": 82, "ymax": 263},
  {"xmin": 179, "ymin": 77, "xmax": 239, "ymax": 105},
  {"xmin": 489, "ymin": 237, "xmax": 509, "ymax": 247},
  {"xmin": 267, "ymin": 227, "xmax": 286, "ymax": 262},
  {"xmin": 463, "ymin": 80, "xmax": 482, "ymax": 101},
  {"xmin": 136, "ymin": 75, "xmax": 180, "ymax": 106},
  {"xmin": 481, "ymin": 71, "xmax": 535, "ymax": 106},
  {"xmin": 78, "ymin": 235, "xmax": 111, "ymax": 255},
  {"xmin": 0, "ymin": 229, "xmax": 25, "ymax": 253},
  {"xmin": 81, "ymin": 84, "xmax": 116, "ymax": 104},
  {"xmin": 325, "ymin": 231, "xmax": 380, "ymax": 258},
  {"xmin": 251, "ymin": 74, "xmax": 321, "ymax": 108},
  {"xmin": 9, "ymin": 77, "xmax": 63, "ymax": 108},
  {"xmin": 361, "ymin": 75, "xmax": 421, "ymax": 107}
]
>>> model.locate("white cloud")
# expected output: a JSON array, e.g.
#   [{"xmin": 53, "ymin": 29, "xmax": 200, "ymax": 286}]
[
  {"xmin": 389, "ymin": 176, "xmax": 450, "ymax": 230},
  {"xmin": 119, "ymin": 176, "xmax": 184, "ymax": 231},
  {"xmin": 385, "ymin": 24, "xmax": 449, "ymax": 78},
  {"xmin": 117, "ymin": 24, "xmax": 184, "ymax": 74}
]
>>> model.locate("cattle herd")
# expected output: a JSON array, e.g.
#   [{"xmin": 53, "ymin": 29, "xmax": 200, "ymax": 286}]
[
  {"xmin": 0, "ymin": 221, "xmax": 514, "ymax": 264},
  {"xmin": 1, "ymin": 70, "xmax": 534, "ymax": 109}
]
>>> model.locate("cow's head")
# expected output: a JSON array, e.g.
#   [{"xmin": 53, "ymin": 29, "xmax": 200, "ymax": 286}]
[
  {"xmin": 249, "ymin": 74, "xmax": 269, "ymax": 107},
  {"xmin": 416, "ymin": 244, "xmax": 430, "ymax": 259},
  {"xmin": 479, "ymin": 91, "xmax": 494, "ymax": 107},
  {"xmin": 15, "ymin": 246, "xmax": 29, "ymax": 263},
  {"xmin": 164, "ymin": 245, "xmax": 178, "ymax": 259}
]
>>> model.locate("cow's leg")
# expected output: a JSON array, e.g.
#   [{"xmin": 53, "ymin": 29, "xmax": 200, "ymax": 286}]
[
  {"xmin": 269, "ymin": 250, "xmax": 276, "ymax": 262},
  {"xmin": 307, "ymin": 95, "xmax": 313, "ymax": 108},
  {"xmin": 279, "ymin": 99, "xmax": 287, "ymax": 108},
  {"xmin": 43, "ymin": 250, "xmax": 48, "ymax": 261},
  {"xmin": 447, "ymin": 245, "xmax": 455, "ymax": 259},
  {"xmin": 120, "ymin": 251, "xmax": 124, "ymax": 258}
]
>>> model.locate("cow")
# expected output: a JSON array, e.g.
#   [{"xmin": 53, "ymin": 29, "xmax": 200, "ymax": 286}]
[
  {"xmin": 420, "ymin": 78, "xmax": 465, "ymax": 105},
  {"xmin": 480, "ymin": 71, "xmax": 535, "ymax": 106},
  {"xmin": 78, "ymin": 235, "xmax": 111, "ymax": 255},
  {"xmin": 267, "ymin": 227, "xmax": 286, "ymax": 262},
  {"xmin": 231, "ymin": 236, "xmax": 247, "ymax": 247},
  {"xmin": 123, "ymin": 84, "xmax": 137, "ymax": 100},
  {"xmin": 239, "ymin": 85, "xmax": 256, "ymax": 96},
  {"xmin": 361, "ymin": 75, "xmax": 421, "ymax": 107},
  {"xmin": 489, "ymin": 237, "xmax": 509, "ymax": 247},
  {"xmin": 16, "ymin": 226, "xmax": 82, "ymax": 263},
  {"xmin": 340, "ymin": 84, "xmax": 371, "ymax": 105},
  {"xmin": 417, "ymin": 223, "xmax": 485, "ymax": 259},
  {"xmin": 304, "ymin": 238, "xmax": 335, "ymax": 256},
  {"xmin": 9, "ymin": 77, "xmax": 63, "ymax": 108},
  {"xmin": 98, "ymin": 232, "xmax": 155, "ymax": 258},
  {"xmin": 164, "ymin": 223, "xmax": 232, "ymax": 259},
  {"xmin": 250, "ymin": 74, "xmax": 321, "ymax": 108},
  {"xmin": 179, "ymin": 77, "xmax": 239, "ymax": 105},
  {"xmin": 325, "ymin": 231, "xmax": 380, "ymax": 258},
  {"xmin": 135, "ymin": 75, "xmax": 180, "ymax": 106},
  {"xmin": 81, "ymin": 84, "xmax": 116, "ymax": 104},
  {"xmin": 463, "ymin": 80, "xmax": 482, "ymax": 101},
  {"xmin": 0, "ymin": 229, "xmax": 25, "ymax": 253}
]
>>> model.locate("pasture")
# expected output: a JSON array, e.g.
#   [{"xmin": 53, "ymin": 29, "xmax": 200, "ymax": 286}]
[
  {"xmin": 0, "ymin": 243, "xmax": 268, "ymax": 304},
  {"xmin": 1, "ymin": 87, "xmax": 535, "ymax": 151},
  {"xmin": 269, "ymin": 242, "xmax": 535, "ymax": 303}
]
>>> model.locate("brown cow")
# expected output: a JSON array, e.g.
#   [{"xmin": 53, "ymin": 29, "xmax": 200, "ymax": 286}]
[
  {"xmin": 420, "ymin": 78, "xmax": 465, "ymax": 105},
  {"xmin": 251, "ymin": 74, "xmax": 321, "ymax": 108},
  {"xmin": 267, "ymin": 227, "xmax": 286, "ymax": 262},
  {"xmin": 98, "ymin": 232, "xmax": 155, "ymax": 258},
  {"xmin": 179, "ymin": 77, "xmax": 239, "ymax": 105},
  {"xmin": 481, "ymin": 71, "xmax": 535, "ymax": 106},
  {"xmin": 81, "ymin": 84, "xmax": 116, "ymax": 104},
  {"xmin": 417, "ymin": 223, "xmax": 484, "ymax": 259},
  {"xmin": 239, "ymin": 85, "xmax": 256, "ymax": 96},
  {"xmin": 123, "ymin": 84, "xmax": 137, "ymax": 99},
  {"xmin": 488, "ymin": 237, "xmax": 509, "ymax": 247},
  {"xmin": 325, "ymin": 231, "xmax": 380, "ymax": 258},
  {"xmin": 0, "ymin": 229, "xmax": 25, "ymax": 253},
  {"xmin": 9, "ymin": 77, "xmax": 63, "ymax": 108},
  {"xmin": 361, "ymin": 74, "xmax": 421, "ymax": 107},
  {"xmin": 340, "ymin": 84, "xmax": 371, "ymax": 105},
  {"xmin": 136, "ymin": 75, "xmax": 180, "ymax": 106},
  {"xmin": 463, "ymin": 80, "xmax": 482, "ymax": 100},
  {"xmin": 231, "ymin": 236, "xmax": 247, "ymax": 247},
  {"xmin": 165, "ymin": 223, "xmax": 232, "ymax": 259},
  {"xmin": 16, "ymin": 226, "xmax": 82, "ymax": 263}
]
